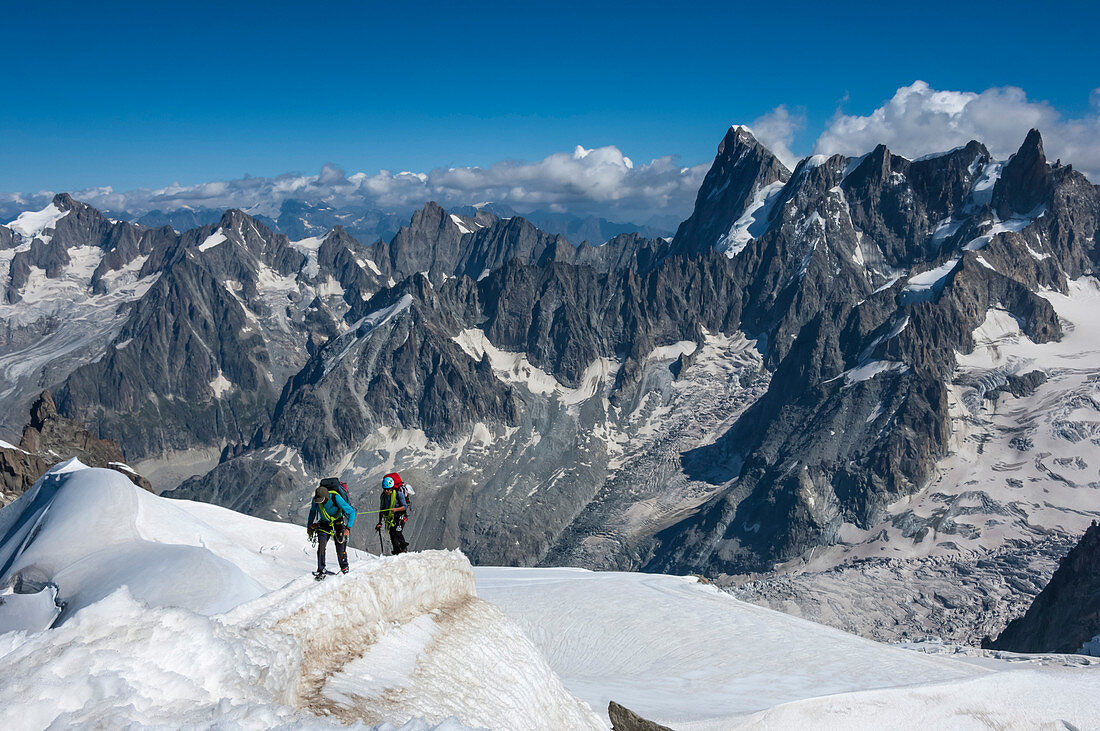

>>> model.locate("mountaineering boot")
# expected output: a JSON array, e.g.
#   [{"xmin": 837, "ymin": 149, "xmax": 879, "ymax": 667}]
[{"xmin": 313, "ymin": 570, "xmax": 326, "ymax": 581}]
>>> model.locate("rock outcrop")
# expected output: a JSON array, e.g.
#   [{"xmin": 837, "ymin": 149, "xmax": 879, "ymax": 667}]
[
  {"xmin": 0, "ymin": 390, "xmax": 151, "ymax": 503},
  {"xmin": 985, "ymin": 521, "xmax": 1100, "ymax": 654},
  {"xmin": 608, "ymin": 701, "xmax": 673, "ymax": 731}
]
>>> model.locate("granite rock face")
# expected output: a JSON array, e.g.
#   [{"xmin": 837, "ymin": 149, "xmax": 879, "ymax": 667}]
[
  {"xmin": 0, "ymin": 390, "xmax": 151, "ymax": 504},
  {"xmin": 671, "ymin": 126, "xmax": 791, "ymax": 257},
  {"xmin": 608, "ymin": 701, "xmax": 673, "ymax": 731},
  {"xmin": 986, "ymin": 521, "xmax": 1100, "ymax": 654},
  {"xmin": 645, "ymin": 129, "xmax": 1100, "ymax": 575}
]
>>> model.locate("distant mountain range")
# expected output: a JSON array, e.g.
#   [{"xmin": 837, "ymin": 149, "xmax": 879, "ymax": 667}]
[
  {"xmin": 2, "ymin": 125, "xmax": 1099, "ymax": 647},
  {"xmin": 98, "ymin": 201, "xmax": 673, "ymax": 249}
]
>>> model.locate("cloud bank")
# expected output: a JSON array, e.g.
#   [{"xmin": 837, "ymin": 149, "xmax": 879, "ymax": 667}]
[
  {"xmin": 2, "ymin": 147, "xmax": 709, "ymax": 227},
  {"xmin": 4, "ymin": 81, "xmax": 1098, "ymax": 231},
  {"xmin": 814, "ymin": 81, "xmax": 1100, "ymax": 179}
]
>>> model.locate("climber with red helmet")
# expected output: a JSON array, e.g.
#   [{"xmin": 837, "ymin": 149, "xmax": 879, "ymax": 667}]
[{"xmin": 375, "ymin": 472, "xmax": 410, "ymax": 555}]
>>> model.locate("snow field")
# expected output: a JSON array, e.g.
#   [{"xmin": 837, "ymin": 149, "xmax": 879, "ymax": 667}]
[
  {"xmin": 4, "ymin": 463, "xmax": 1096, "ymax": 729},
  {"xmin": 0, "ymin": 464, "xmax": 598, "ymax": 729},
  {"xmin": 6, "ymin": 201, "xmax": 66, "ymax": 243},
  {"xmin": 730, "ymin": 667, "xmax": 1100, "ymax": 730},
  {"xmin": 320, "ymin": 594, "xmax": 603, "ymax": 728},
  {"xmin": 475, "ymin": 566, "xmax": 982, "ymax": 729}
]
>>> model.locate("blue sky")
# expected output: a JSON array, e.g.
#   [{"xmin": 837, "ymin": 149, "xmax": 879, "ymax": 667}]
[{"xmin": 3, "ymin": 0, "xmax": 1098, "ymax": 220}]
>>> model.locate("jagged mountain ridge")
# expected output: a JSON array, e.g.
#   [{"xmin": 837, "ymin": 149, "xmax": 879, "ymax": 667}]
[
  {"xmin": 4, "ymin": 126, "xmax": 1100, "ymax": 647},
  {"xmin": 170, "ymin": 127, "xmax": 1100, "ymax": 597},
  {"xmin": 102, "ymin": 198, "xmax": 674, "ymax": 251},
  {"xmin": 0, "ymin": 193, "xmax": 669, "ymax": 469},
  {"xmin": 647, "ymin": 128, "xmax": 1099, "ymax": 575}
]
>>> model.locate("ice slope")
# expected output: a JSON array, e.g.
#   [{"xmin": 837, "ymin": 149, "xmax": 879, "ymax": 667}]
[
  {"xmin": 0, "ymin": 462, "xmax": 600, "ymax": 729},
  {"xmin": 475, "ymin": 566, "xmax": 1100, "ymax": 730}
]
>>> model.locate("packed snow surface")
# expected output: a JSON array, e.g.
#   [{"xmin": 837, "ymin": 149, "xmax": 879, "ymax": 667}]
[
  {"xmin": 477, "ymin": 567, "xmax": 1100, "ymax": 730},
  {"xmin": 0, "ymin": 462, "xmax": 598, "ymax": 729},
  {"xmin": 2, "ymin": 462, "xmax": 1096, "ymax": 729}
]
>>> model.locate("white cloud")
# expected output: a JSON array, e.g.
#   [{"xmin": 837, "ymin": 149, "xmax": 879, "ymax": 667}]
[
  {"xmin": 750, "ymin": 105, "xmax": 805, "ymax": 170},
  {"xmin": 24, "ymin": 146, "xmax": 708, "ymax": 226},
  {"xmin": 8, "ymin": 81, "xmax": 1097, "ymax": 232},
  {"xmin": 813, "ymin": 81, "xmax": 1100, "ymax": 179}
]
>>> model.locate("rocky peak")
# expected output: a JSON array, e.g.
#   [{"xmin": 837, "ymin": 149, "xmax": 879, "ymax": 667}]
[
  {"xmin": 993, "ymin": 129, "xmax": 1051, "ymax": 218},
  {"xmin": 20, "ymin": 390, "xmax": 126, "ymax": 466},
  {"xmin": 52, "ymin": 192, "xmax": 77, "ymax": 212},
  {"xmin": 671, "ymin": 126, "xmax": 792, "ymax": 256},
  {"xmin": 387, "ymin": 201, "xmax": 466, "ymax": 281},
  {"xmin": 0, "ymin": 390, "xmax": 152, "ymax": 503},
  {"xmin": 27, "ymin": 389, "xmax": 58, "ymax": 433}
]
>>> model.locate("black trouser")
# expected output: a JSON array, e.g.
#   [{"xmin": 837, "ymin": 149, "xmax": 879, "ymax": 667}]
[
  {"xmin": 317, "ymin": 523, "xmax": 349, "ymax": 572},
  {"xmin": 387, "ymin": 523, "xmax": 409, "ymax": 555}
]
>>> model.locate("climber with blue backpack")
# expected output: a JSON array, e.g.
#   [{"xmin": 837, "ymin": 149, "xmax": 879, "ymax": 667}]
[{"xmin": 307, "ymin": 477, "xmax": 357, "ymax": 579}]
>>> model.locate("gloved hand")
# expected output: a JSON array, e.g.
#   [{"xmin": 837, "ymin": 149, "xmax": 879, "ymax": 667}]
[
  {"xmin": 375, "ymin": 523, "xmax": 382, "ymax": 531},
  {"xmin": 307, "ymin": 526, "xmax": 314, "ymax": 539},
  {"xmin": 342, "ymin": 528, "xmax": 350, "ymax": 538}
]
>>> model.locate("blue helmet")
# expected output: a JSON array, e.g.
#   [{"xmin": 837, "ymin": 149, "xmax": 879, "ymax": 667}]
[{"xmin": 382, "ymin": 476, "xmax": 395, "ymax": 490}]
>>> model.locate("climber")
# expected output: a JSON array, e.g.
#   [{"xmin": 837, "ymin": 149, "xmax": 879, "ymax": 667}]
[
  {"xmin": 307, "ymin": 478, "xmax": 357, "ymax": 578},
  {"xmin": 376, "ymin": 473, "xmax": 410, "ymax": 555}
]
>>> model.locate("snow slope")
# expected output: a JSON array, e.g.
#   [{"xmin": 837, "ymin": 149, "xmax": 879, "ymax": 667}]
[
  {"xmin": 0, "ymin": 462, "xmax": 599, "ymax": 729},
  {"xmin": 476, "ymin": 567, "xmax": 1100, "ymax": 730},
  {"xmin": 2, "ymin": 461, "xmax": 1096, "ymax": 729}
]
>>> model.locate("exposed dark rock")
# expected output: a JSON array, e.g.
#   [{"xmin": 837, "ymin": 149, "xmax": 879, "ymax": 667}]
[
  {"xmin": 608, "ymin": 701, "xmax": 673, "ymax": 731},
  {"xmin": 0, "ymin": 390, "xmax": 151, "ymax": 503},
  {"xmin": 986, "ymin": 370, "xmax": 1048, "ymax": 400},
  {"xmin": 985, "ymin": 521, "xmax": 1100, "ymax": 654},
  {"xmin": 0, "ymin": 444, "xmax": 49, "ymax": 504},
  {"xmin": 993, "ymin": 129, "xmax": 1052, "ymax": 219},
  {"xmin": 57, "ymin": 247, "xmax": 279, "ymax": 460},
  {"xmin": 20, "ymin": 390, "xmax": 126, "ymax": 466},
  {"xmin": 267, "ymin": 275, "xmax": 522, "ymax": 471}
]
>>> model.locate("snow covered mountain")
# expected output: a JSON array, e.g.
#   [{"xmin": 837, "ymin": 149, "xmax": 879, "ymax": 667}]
[
  {"xmin": 3, "ymin": 124, "xmax": 1100, "ymax": 648},
  {"xmin": 0, "ymin": 462, "xmax": 1096, "ymax": 729}
]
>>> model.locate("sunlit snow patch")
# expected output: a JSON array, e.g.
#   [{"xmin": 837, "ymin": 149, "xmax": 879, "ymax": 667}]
[
  {"xmin": 717, "ymin": 180, "xmax": 786, "ymax": 257},
  {"xmin": 198, "ymin": 230, "xmax": 227, "ymax": 252},
  {"xmin": 6, "ymin": 202, "xmax": 67, "ymax": 244},
  {"xmin": 901, "ymin": 258, "xmax": 959, "ymax": 303},
  {"xmin": 449, "ymin": 214, "xmax": 474, "ymax": 235}
]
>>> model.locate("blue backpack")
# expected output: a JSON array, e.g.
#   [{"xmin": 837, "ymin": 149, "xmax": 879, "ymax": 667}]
[{"xmin": 320, "ymin": 477, "xmax": 352, "ymax": 507}]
